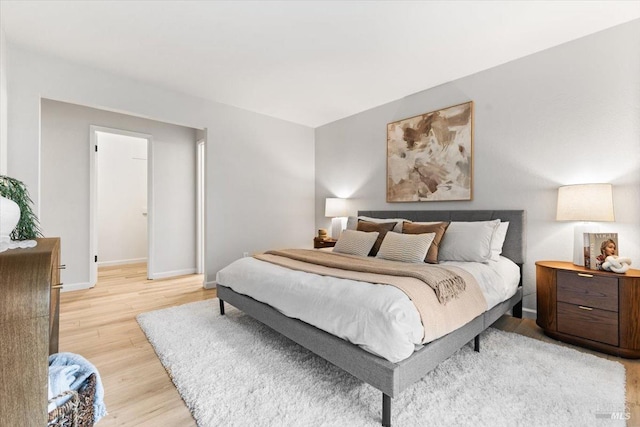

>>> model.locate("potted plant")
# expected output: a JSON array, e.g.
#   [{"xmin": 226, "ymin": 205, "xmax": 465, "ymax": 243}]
[{"xmin": 0, "ymin": 175, "xmax": 42, "ymax": 241}]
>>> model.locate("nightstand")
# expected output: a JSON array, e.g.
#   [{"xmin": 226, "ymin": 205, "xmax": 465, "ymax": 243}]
[
  {"xmin": 313, "ymin": 237, "xmax": 337, "ymax": 249},
  {"xmin": 536, "ymin": 260, "xmax": 640, "ymax": 358}
]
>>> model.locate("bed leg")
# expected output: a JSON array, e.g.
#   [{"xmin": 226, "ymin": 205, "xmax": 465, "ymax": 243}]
[
  {"xmin": 512, "ymin": 300, "xmax": 523, "ymax": 319},
  {"xmin": 219, "ymin": 299, "xmax": 225, "ymax": 315},
  {"xmin": 474, "ymin": 335, "xmax": 480, "ymax": 352},
  {"xmin": 382, "ymin": 393, "xmax": 391, "ymax": 427}
]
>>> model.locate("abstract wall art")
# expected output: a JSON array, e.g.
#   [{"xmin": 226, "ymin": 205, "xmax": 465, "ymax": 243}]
[{"xmin": 387, "ymin": 101, "xmax": 473, "ymax": 202}]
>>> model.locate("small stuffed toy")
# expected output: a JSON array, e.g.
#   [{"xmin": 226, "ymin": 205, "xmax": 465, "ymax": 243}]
[{"xmin": 601, "ymin": 255, "xmax": 632, "ymax": 274}]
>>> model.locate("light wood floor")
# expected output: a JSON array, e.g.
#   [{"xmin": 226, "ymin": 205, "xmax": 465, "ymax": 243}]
[
  {"xmin": 59, "ymin": 263, "xmax": 214, "ymax": 426},
  {"xmin": 59, "ymin": 263, "xmax": 639, "ymax": 426}
]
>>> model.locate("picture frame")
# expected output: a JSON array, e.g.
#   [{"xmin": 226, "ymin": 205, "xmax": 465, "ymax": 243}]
[
  {"xmin": 584, "ymin": 232, "xmax": 618, "ymax": 270},
  {"xmin": 386, "ymin": 101, "xmax": 473, "ymax": 202}
]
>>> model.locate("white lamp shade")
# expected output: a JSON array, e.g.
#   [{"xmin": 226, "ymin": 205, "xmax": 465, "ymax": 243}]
[
  {"xmin": 556, "ymin": 184, "xmax": 614, "ymax": 222},
  {"xmin": 325, "ymin": 198, "xmax": 347, "ymax": 218}
]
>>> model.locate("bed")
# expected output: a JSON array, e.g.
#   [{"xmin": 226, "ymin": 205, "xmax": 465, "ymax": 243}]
[{"xmin": 217, "ymin": 210, "xmax": 525, "ymax": 426}]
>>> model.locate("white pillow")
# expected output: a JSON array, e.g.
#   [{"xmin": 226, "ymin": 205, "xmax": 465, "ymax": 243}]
[
  {"xmin": 376, "ymin": 232, "xmax": 435, "ymax": 263},
  {"xmin": 490, "ymin": 221, "xmax": 509, "ymax": 261},
  {"xmin": 346, "ymin": 216, "xmax": 406, "ymax": 233},
  {"xmin": 438, "ymin": 220, "xmax": 501, "ymax": 262},
  {"xmin": 333, "ymin": 229, "xmax": 379, "ymax": 257}
]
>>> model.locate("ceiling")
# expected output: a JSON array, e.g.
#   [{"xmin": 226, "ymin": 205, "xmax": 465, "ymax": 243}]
[{"xmin": 2, "ymin": 1, "xmax": 639, "ymax": 128}]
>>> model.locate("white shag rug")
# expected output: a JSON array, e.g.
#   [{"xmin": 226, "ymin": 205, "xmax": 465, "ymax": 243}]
[{"xmin": 137, "ymin": 299, "xmax": 626, "ymax": 427}]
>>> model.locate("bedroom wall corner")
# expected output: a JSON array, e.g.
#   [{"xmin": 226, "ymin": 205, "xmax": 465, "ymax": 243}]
[{"xmin": 314, "ymin": 19, "xmax": 640, "ymax": 314}]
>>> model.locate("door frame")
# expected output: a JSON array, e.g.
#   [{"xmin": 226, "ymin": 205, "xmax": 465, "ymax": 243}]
[
  {"xmin": 196, "ymin": 139, "xmax": 205, "ymax": 275},
  {"xmin": 89, "ymin": 125, "xmax": 154, "ymax": 285}
]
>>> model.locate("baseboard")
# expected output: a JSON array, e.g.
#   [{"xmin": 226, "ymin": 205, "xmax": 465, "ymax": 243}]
[
  {"xmin": 204, "ymin": 280, "xmax": 217, "ymax": 289},
  {"xmin": 97, "ymin": 257, "xmax": 147, "ymax": 267},
  {"xmin": 150, "ymin": 268, "xmax": 197, "ymax": 280},
  {"xmin": 522, "ymin": 307, "xmax": 537, "ymax": 320},
  {"xmin": 60, "ymin": 282, "xmax": 94, "ymax": 293}
]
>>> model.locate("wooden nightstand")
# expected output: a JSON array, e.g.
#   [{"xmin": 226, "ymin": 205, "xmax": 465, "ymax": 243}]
[
  {"xmin": 536, "ymin": 260, "xmax": 640, "ymax": 358},
  {"xmin": 313, "ymin": 237, "xmax": 337, "ymax": 249}
]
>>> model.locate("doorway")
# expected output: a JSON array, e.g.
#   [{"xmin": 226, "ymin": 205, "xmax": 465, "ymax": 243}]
[
  {"xmin": 89, "ymin": 126, "xmax": 153, "ymax": 285},
  {"xmin": 41, "ymin": 99, "xmax": 204, "ymax": 290}
]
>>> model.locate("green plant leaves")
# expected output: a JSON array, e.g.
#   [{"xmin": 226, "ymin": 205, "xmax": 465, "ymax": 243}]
[{"xmin": 0, "ymin": 175, "xmax": 43, "ymax": 240}]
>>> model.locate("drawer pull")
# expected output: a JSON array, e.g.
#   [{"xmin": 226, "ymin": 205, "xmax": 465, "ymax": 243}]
[
  {"xmin": 58, "ymin": 264, "xmax": 66, "ymax": 270},
  {"xmin": 52, "ymin": 284, "xmax": 64, "ymax": 290},
  {"xmin": 578, "ymin": 305, "xmax": 593, "ymax": 311},
  {"xmin": 577, "ymin": 273, "xmax": 594, "ymax": 278}
]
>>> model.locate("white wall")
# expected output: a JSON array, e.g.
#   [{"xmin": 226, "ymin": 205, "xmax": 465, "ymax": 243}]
[
  {"xmin": 0, "ymin": 23, "xmax": 7, "ymax": 175},
  {"xmin": 40, "ymin": 99, "xmax": 198, "ymax": 286},
  {"xmin": 96, "ymin": 132, "xmax": 148, "ymax": 266},
  {"xmin": 7, "ymin": 44, "xmax": 315, "ymax": 288},
  {"xmin": 315, "ymin": 20, "xmax": 640, "ymax": 313}
]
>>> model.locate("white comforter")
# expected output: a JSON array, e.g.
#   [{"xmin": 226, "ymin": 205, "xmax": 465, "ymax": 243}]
[{"xmin": 215, "ymin": 256, "xmax": 519, "ymax": 363}]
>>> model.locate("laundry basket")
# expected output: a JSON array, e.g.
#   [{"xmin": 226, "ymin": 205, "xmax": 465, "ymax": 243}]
[{"xmin": 48, "ymin": 373, "xmax": 96, "ymax": 427}]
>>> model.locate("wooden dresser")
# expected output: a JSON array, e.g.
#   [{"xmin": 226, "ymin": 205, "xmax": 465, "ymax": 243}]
[
  {"xmin": 536, "ymin": 260, "xmax": 640, "ymax": 358},
  {"xmin": 0, "ymin": 238, "xmax": 62, "ymax": 426}
]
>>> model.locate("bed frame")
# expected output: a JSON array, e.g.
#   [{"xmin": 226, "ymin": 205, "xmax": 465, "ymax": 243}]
[{"xmin": 218, "ymin": 210, "xmax": 525, "ymax": 426}]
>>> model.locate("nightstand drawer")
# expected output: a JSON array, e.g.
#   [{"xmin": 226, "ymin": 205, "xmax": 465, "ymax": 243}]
[
  {"xmin": 557, "ymin": 302, "xmax": 619, "ymax": 346},
  {"xmin": 557, "ymin": 271, "xmax": 618, "ymax": 312}
]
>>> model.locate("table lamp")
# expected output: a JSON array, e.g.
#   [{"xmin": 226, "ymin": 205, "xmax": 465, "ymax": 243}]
[
  {"xmin": 556, "ymin": 183, "xmax": 614, "ymax": 266},
  {"xmin": 325, "ymin": 198, "xmax": 347, "ymax": 239}
]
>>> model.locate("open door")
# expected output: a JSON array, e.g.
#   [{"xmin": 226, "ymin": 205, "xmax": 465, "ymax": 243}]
[{"xmin": 89, "ymin": 126, "xmax": 153, "ymax": 285}]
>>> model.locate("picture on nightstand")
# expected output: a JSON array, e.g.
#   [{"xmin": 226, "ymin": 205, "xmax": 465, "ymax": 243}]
[{"xmin": 584, "ymin": 232, "xmax": 618, "ymax": 270}]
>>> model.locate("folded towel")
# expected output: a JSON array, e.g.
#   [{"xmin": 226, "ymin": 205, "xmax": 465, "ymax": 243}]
[
  {"xmin": 49, "ymin": 352, "xmax": 107, "ymax": 423},
  {"xmin": 48, "ymin": 364, "xmax": 81, "ymax": 411}
]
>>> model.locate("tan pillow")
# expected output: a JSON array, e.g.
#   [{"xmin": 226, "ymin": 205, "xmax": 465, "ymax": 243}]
[
  {"xmin": 402, "ymin": 221, "xmax": 450, "ymax": 263},
  {"xmin": 357, "ymin": 220, "xmax": 396, "ymax": 256}
]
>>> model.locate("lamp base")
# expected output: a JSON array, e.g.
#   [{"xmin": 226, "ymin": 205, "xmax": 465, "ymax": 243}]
[
  {"xmin": 573, "ymin": 223, "xmax": 599, "ymax": 266},
  {"xmin": 330, "ymin": 217, "xmax": 346, "ymax": 239}
]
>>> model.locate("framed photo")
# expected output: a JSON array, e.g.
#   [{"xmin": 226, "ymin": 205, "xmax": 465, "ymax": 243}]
[
  {"xmin": 386, "ymin": 101, "xmax": 473, "ymax": 202},
  {"xmin": 584, "ymin": 232, "xmax": 618, "ymax": 270}
]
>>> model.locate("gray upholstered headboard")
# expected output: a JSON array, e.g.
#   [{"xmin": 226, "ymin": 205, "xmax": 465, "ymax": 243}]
[{"xmin": 358, "ymin": 210, "xmax": 526, "ymax": 265}]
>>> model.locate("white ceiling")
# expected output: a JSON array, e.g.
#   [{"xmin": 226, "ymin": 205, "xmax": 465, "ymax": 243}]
[{"xmin": 2, "ymin": 1, "xmax": 639, "ymax": 127}]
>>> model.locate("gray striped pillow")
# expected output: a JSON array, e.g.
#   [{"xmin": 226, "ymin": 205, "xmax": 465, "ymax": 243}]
[
  {"xmin": 375, "ymin": 232, "xmax": 436, "ymax": 263},
  {"xmin": 332, "ymin": 230, "xmax": 380, "ymax": 257}
]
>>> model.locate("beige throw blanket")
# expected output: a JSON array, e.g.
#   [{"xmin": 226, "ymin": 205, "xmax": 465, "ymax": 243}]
[
  {"xmin": 257, "ymin": 249, "xmax": 465, "ymax": 304},
  {"xmin": 254, "ymin": 249, "xmax": 488, "ymax": 344}
]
